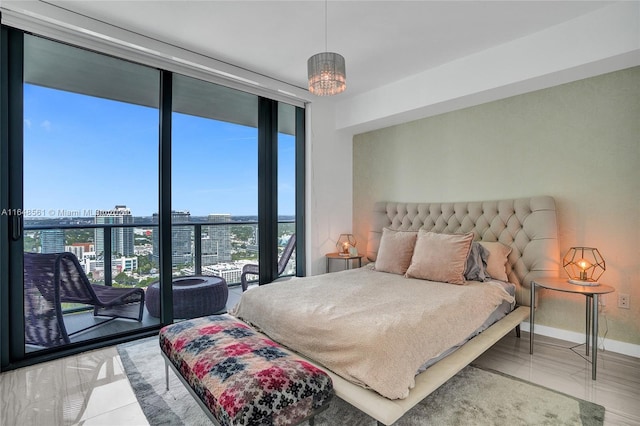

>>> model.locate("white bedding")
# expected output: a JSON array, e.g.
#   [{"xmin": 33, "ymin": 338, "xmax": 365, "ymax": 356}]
[{"xmin": 230, "ymin": 266, "xmax": 514, "ymax": 400}]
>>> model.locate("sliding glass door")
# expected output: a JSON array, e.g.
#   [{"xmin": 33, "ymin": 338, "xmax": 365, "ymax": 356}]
[{"xmin": 21, "ymin": 34, "xmax": 161, "ymax": 352}]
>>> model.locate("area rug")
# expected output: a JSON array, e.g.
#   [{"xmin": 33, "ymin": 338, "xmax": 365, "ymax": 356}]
[{"xmin": 117, "ymin": 337, "xmax": 604, "ymax": 426}]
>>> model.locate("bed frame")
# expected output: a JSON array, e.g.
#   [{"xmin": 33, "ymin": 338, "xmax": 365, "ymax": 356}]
[{"xmin": 324, "ymin": 196, "xmax": 559, "ymax": 425}]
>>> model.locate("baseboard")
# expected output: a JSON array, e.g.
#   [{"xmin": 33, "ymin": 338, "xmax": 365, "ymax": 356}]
[{"xmin": 520, "ymin": 322, "xmax": 640, "ymax": 359}]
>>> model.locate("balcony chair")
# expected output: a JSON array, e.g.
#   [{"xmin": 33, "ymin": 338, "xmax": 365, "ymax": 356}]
[
  {"xmin": 24, "ymin": 252, "xmax": 145, "ymax": 348},
  {"xmin": 240, "ymin": 234, "xmax": 296, "ymax": 292}
]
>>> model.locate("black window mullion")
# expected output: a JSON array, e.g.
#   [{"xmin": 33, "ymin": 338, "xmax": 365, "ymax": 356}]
[
  {"xmin": 159, "ymin": 70, "xmax": 173, "ymax": 323},
  {"xmin": 3, "ymin": 27, "xmax": 25, "ymax": 365},
  {"xmin": 258, "ymin": 97, "xmax": 278, "ymax": 285},
  {"xmin": 0, "ymin": 24, "xmax": 12, "ymax": 369},
  {"xmin": 294, "ymin": 106, "xmax": 305, "ymax": 277}
]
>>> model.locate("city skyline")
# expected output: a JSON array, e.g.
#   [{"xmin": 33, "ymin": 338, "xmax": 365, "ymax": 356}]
[
  {"xmin": 23, "ymin": 211, "xmax": 296, "ymax": 287},
  {"xmin": 23, "ymin": 83, "xmax": 296, "ymax": 217}
]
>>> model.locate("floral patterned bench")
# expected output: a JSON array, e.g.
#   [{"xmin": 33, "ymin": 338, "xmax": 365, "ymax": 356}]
[{"xmin": 159, "ymin": 315, "xmax": 334, "ymax": 426}]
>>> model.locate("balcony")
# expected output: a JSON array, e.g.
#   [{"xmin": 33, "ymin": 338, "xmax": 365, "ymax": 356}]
[{"xmin": 23, "ymin": 219, "xmax": 295, "ymax": 350}]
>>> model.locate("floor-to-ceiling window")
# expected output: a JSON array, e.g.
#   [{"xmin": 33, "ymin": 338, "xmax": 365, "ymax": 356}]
[
  {"xmin": 171, "ymin": 74, "xmax": 259, "ymax": 308},
  {"xmin": 21, "ymin": 34, "xmax": 161, "ymax": 353},
  {"xmin": 0, "ymin": 26, "xmax": 304, "ymax": 370}
]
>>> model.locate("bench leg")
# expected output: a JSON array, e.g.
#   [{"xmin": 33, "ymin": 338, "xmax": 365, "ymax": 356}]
[
  {"xmin": 515, "ymin": 324, "xmax": 521, "ymax": 338},
  {"xmin": 165, "ymin": 360, "xmax": 169, "ymax": 391}
]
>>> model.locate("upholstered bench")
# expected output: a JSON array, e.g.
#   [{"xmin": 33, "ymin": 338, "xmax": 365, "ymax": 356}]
[{"xmin": 159, "ymin": 315, "xmax": 333, "ymax": 426}]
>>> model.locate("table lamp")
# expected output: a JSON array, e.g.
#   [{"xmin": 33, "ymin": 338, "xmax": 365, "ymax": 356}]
[
  {"xmin": 336, "ymin": 234, "xmax": 357, "ymax": 257},
  {"xmin": 563, "ymin": 247, "xmax": 605, "ymax": 286}
]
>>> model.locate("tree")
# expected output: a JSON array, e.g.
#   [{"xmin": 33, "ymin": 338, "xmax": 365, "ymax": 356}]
[
  {"xmin": 137, "ymin": 276, "xmax": 158, "ymax": 288},
  {"xmin": 65, "ymin": 228, "xmax": 94, "ymax": 245},
  {"xmin": 114, "ymin": 271, "xmax": 136, "ymax": 286},
  {"xmin": 137, "ymin": 255, "xmax": 154, "ymax": 274}
]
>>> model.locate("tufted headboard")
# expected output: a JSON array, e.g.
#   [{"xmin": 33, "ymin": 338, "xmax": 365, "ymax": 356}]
[{"xmin": 367, "ymin": 196, "xmax": 559, "ymax": 306}]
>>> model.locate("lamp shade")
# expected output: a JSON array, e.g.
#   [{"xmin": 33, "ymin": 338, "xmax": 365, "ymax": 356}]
[
  {"xmin": 336, "ymin": 233, "xmax": 356, "ymax": 256},
  {"xmin": 563, "ymin": 247, "xmax": 605, "ymax": 286},
  {"xmin": 307, "ymin": 52, "xmax": 346, "ymax": 96}
]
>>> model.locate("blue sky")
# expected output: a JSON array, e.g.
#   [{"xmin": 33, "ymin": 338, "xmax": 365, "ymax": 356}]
[{"xmin": 23, "ymin": 84, "xmax": 295, "ymax": 217}]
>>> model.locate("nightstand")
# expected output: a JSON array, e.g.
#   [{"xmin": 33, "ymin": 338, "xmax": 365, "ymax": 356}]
[
  {"xmin": 529, "ymin": 277, "xmax": 614, "ymax": 380},
  {"xmin": 325, "ymin": 252, "xmax": 364, "ymax": 273}
]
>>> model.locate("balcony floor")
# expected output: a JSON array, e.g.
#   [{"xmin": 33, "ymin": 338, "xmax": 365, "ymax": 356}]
[{"xmin": 27, "ymin": 284, "xmax": 245, "ymax": 351}]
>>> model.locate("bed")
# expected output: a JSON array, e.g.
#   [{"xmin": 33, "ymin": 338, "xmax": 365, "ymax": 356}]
[{"xmin": 231, "ymin": 196, "xmax": 559, "ymax": 425}]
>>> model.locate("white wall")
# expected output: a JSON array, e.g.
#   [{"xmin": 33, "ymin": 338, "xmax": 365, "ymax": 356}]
[{"xmin": 305, "ymin": 100, "xmax": 353, "ymax": 276}]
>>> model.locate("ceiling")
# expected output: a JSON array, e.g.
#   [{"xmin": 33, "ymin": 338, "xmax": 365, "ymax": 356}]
[{"xmin": 48, "ymin": 0, "xmax": 616, "ymax": 98}]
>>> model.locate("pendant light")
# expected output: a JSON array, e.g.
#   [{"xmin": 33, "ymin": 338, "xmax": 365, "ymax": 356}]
[{"xmin": 307, "ymin": 0, "xmax": 346, "ymax": 96}]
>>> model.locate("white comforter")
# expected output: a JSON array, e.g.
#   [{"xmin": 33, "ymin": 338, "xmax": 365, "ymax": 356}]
[{"xmin": 230, "ymin": 266, "xmax": 514, "ymax": 400}]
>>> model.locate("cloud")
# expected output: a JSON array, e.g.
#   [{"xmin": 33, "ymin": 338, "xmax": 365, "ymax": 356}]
[
  {"xmin": 40, "ymin": 120, "xmax": 52, "ymax": 131},
  {"xmin": 24, "ymin": 119, "xmax": 32, "ymax": 128}
]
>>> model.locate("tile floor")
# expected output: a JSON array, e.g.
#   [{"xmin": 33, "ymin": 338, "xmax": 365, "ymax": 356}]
[
  {"xmin": 474, "ymin": 332, "xmax": 640, "ymax": 426},
  {"xmin": 2, "ymin": 286, "xmax": 638, "ymax": 425},
  {"xmin": 1, "ymin": 345, "xmax": 147, "ymax": 425}
]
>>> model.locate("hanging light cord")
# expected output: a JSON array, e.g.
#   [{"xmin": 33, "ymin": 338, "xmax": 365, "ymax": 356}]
[{"xmin": 324, "ymin": 0, "xmax": 328, "ymax": 52}]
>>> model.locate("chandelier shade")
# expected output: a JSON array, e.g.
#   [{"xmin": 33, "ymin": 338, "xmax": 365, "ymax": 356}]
[{"xmin": 307, "ymin": 52, "xmax": 346, "ymax": 96}]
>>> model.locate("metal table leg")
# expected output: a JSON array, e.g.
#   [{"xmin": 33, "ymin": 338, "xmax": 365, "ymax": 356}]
[
  {"xmin": 530, "ymin": 282, "xmax": 535, "ymax": 354},
  {"xmin": 586, "ymin": 295, "xmax": 591, "ymax": 356},
  {"xmin": 592, "ymin": 294, "xmax": 599, "ymax": 380}
]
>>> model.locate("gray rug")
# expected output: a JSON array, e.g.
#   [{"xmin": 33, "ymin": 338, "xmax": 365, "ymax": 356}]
[{"xmin": 117, "ymin": 337, "xmax": 604, "ymax": 426}]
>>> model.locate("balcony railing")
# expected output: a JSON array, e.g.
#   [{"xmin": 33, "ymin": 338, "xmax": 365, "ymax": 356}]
[{"xmin": 24, "ymin": 219, "xmax": 295, "ymax": 304}]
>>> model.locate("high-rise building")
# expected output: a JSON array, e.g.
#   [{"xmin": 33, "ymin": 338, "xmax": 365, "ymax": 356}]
[
  {"xmin": 203, "ymin": 263, "xmax": 241, "ymax": 285},
  {"xmin": 202, "ymin": 213, "xmax": 232, "ymax": 265},
  {"xmin": 152, "ymin": 210, "xmax": 192, "ymax": 267},
  {"xmin": 65, "ymin": 244, "xmax": 84, "ymax": 259},
  {"xmin": 65, "ymin": 242, "xmax": 95, "ymax": 260},
  {"xmin": 40, "ymin": 229, "xmax": 65, "ymax": 253},
  {"xmin": 94, "ymin": 205, "xmax": 134, "ymax": 258}
]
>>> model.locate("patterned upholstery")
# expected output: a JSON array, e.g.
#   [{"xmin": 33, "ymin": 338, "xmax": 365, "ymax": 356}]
[
  {"xmin": 160, "ymin": 315, "xmax": 333, "ymax": 426},
  {"xmin": 24, "ymin": 252, "xmax": 145, "ymax": 347},
  {"xmin": 367, "ymin": 196, "xmax": 559, "ymax": 306},
  {"xmin": 240, "ymin": 234, "xmax": 296, "ymax": 291}
]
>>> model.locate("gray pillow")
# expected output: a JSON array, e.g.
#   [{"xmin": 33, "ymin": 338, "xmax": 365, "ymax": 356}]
[{"xmin": 464, "ymin": 242, "xmax": 489, "ymax": 282}]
